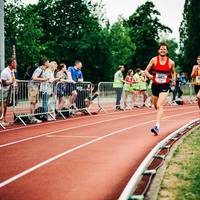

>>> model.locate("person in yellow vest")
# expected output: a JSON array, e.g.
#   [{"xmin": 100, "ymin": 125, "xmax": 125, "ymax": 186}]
[
  {"xmin": 137, "ymin": 68, "xmax": 148, "ymax": 107},
  {"xmin": 113, "ymin": 65, "xmax": 125, "ymax": 110},
  {"xmin": 191, "ymin": 55, "xmax": 200, "ymax": 109},
  {"xmin": 132, "ymin": 69, "xmax": 141, "ymax": 108}
]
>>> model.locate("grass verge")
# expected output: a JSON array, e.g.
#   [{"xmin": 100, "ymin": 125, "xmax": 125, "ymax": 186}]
[{"xmin": 158, "ymin": 126, "xmax": 200, "ymax": 200}]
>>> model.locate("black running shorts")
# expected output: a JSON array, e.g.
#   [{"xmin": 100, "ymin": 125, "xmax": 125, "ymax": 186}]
[
  {"xmin": 151, "ymin": 83, "xmax": 170, "ymax": 97},
  {"xmin": 194, "ymin": 85, "xmax": 200, "ymax": 95}
]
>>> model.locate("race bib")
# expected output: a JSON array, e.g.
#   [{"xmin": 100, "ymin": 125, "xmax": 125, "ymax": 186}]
[
  {"xmin": 196, "ymin": 76, "xmax": 200, "ymax": 83},
  {"xmin": 155, "ymin": 73, "xmax": 167, "ymax": 84}
]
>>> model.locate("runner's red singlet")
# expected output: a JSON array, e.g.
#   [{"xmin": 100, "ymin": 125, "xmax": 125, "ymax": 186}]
[{"xmin": 152, "ymin": 56, "xmax": 171, "ymax": 84}]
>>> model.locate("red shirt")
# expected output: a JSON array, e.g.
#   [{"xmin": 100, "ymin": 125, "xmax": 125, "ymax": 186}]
[
  {"xmin": 152, "ymin": 56, "xmax": 171, "ymax": 84},
  {"xmin": 125, "ymin": 76, "xmax": 133, "ymax": 83}
]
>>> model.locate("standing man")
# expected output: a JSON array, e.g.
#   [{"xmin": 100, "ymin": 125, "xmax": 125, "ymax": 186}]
[
  {"xmin": 191, "ymin": 55, "xmax": 200, "ymax": 109},
  {"xmin": 28, "ymin": 58, "xmax": 49, "ymax": 123},
  {"xmin": 67, "ymin": 60, "xmax": 84, "ymax": 108},
  {"xmin": 145, "ymin": 43, "xmax": 176, "ymax": 135},
  {"xmin": 0, "ymin": 57, "xmax": 17, "ymax": 126},
  {"xmin": 68, "ymin": 60, "xmax": 83, "ymax": 83},
  {"xmin": 113, "ymin": 65, "xmax": 125, "ymax": 111}
]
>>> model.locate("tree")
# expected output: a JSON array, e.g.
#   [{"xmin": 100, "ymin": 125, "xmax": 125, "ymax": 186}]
[
  {"xmin": 5, "ymin": 0, "xmax": 23, "ymax": 61},
  {"xmin": 179, "ymin": 0, "xmax": 200, "ymax": 75},
  {"xmin": 125, "ymin": 1, "xmax": 172, "ymax": 70},
  {"xmin": 164, "ymin": 39, "xmax": 179, "ymax": 63},
  {"xmin": 110, "ymin": 20, "xmax": 136, "ymax": 72},
  {"xmin": 5, "ymin": 0, "xmax": 45, "ymax": 78},
  {"xmin": 37, "ymin": 0, "xmax": 101, "ymax": 61}
]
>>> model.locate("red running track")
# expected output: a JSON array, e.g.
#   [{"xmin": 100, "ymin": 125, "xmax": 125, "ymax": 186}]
[{"xmin": 0, "ymin": 104, "xmax": 199, "ymax": 200}]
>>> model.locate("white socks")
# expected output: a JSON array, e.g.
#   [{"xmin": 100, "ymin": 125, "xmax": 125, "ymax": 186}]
[{"xmin": 156, "ymin": 122, "xmax": 160, "ymax": 129}]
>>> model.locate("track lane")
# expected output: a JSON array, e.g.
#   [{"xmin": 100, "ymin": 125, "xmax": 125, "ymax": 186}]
[
  {"xmin": 0, "ymin": 107, "xmax": 198, "ymax": 182},
  {"xmin": 0, "ymin": 105, "xmax": 195, "ymax": 147},
  {"xmin": 0, "ymin": 105, "xmax": 199, "ymax": 200}
]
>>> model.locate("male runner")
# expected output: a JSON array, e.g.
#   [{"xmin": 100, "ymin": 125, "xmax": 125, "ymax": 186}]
[
  {"xmin": 191, "ymin": 55, "xmax": 200, "ymax": 109},
  {"xmin": 145, "ymin": 43, "xmax": 176, "ymax": 135}
]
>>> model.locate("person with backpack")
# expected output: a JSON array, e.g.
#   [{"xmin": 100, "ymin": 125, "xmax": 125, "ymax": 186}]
[
  {"xmin": 24, "ymin": 64, "xmax": 38, "ymax": 80},
  {"xmin": 28, "ymin": 58, "xmax": 49, "ymax": 123}
]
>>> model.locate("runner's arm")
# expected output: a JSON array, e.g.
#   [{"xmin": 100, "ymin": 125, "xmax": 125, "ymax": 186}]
[
  {"xmin": 171, "ymin": 61, "xmax": 176, "ymax": 86},
  {"xmin": 191, "ymin": 65, "xmax": 197, "ymax": 78},
  {"xmin": 171, "ymin": 61, "xmax": 176, "ymax": 80},
  {"xmin": 145, "ymin": 58, "xmax": 154, "ymax": 80}
]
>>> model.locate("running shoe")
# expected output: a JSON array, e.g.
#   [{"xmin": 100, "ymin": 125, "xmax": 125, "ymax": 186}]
[
  {"xmin": 151, "ymin": 126, "xmax": 159, "ymax": 136},
  {"xmin": 116, "ymin": 106, "xmax": 124, "ymax": 111},
  {"xmin": 29, "ymin": 116, "xmax": 42, "ymax": 124}
]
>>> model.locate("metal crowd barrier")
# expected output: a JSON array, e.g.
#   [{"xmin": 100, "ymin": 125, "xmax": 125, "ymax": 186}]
[
  {"xmin": 97, "ymin": 82, "xmax": 151, "ymax": 112},
  {"xmin": 2, "ymin": 80, "xmax": 199, "ymax": 126},
  {"xmin": 13, "ymin": 80, "xmax": 94, "ymax": 125},
  {"xmin": 181, "ymin": 82, "xmax": 197, "ymax": 104},
  {"xmin": 97, "ymin": 82, "xmax": 197, "ymax": 112},
  {"xmin": 55, "ymin": 81, "xmax": 93, "ymax": 119},
  {"xmin": 97, "ymin": 82, "xmax": 117, "ymax": 112},
  {"xmin": 165, "ymin": 82, "xmax": 197, "ymax": 105},
  {"xmin": 13, "ymin": 80, "xmax": 56, "ymax": 125}
]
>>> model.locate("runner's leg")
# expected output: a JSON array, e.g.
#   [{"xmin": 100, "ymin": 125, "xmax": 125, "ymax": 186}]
[{"xmin": 156, "ymin": 92, "xmax": 168, "ymax": 126}]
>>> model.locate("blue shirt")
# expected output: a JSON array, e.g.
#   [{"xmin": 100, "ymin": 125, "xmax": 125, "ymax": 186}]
[{"xmin": 68, "ymin": 66, "xmax": 83, "ymax": 82}]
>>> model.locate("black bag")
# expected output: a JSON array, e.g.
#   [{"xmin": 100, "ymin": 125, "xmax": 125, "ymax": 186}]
[
  {"xmin": 56, "ymin": 108, "xmax": 71, "ymax": 118},
  {"xmin": 175, "ymin": 98, "xmax": 184, "ymax": 105},
  {"xmin": 14, "ymin": 114, "xmax": 31, "ymax": 124},
  {"xmin": 34, "ymin": 107, "xmax": 48, "ymax": 121}
]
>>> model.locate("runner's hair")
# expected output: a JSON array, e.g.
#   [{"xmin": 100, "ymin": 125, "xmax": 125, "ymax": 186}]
[{"xmin": 159, "ymin": 42, "xmax": 168, "ymax": 50}]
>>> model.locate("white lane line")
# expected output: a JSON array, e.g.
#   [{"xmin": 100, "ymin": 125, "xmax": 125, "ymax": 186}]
[
  {"xmin": 0, "ymin": 110, "xmax": 197, "ymax": 188},
  {"xmin": 0, "ymin": 107, "xmax": 148, "ymax": 133},
  {"xmin": 46, "ymin": 135, "xmax": 99, "ymax": 139},
  {"xmin": 0, "ymin": 110, "xmax": 156, "ymax": 148},
  {"xmin": 0, "ymin": 104, "xmax": 195, "ymax": 134},
  {"xmin": 0, "ymin": 106, "xmax": 196, "ymax": 148}
]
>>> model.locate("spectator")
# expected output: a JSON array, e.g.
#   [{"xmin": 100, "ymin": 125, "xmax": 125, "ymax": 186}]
[
  {"xmin": 132, "ymin": 69, "xmax": 141, "ymax": 107},
  {"xmin": 84, "ymin": 84, "xmax": 99, "ymax": 108},
  {"xmin": 179, "ymin": 72, "xmax": 187, "ymax": 84},
  {"xmin": 45, "ymin": 61, "xmax": 59, "ymax": 120},
  {"xmin": 137, "ymin": 68, "xmax": 148, "ymax": 107},
  {"xmin": 75, "ymin": 84, "xmax": 99, "ymax": 113},
  {"xmin": 0, "ymin": 57, "xmax": 17, "ymax": 126},
  {"xmin": 172, "ymin": 73, "xmax": 184, "ymax": 104},
  {"xmin": 123, "ymin": 69, "xmax": 137, "ymax": 109},
  {"xmin": 68, "ymin": 60, "xmax": 83, "ymax": 82},
  {"xmin": 28, "ymin": 57, "xmax": 49, "ymax": 123},
  {"xmin": 56, "ymin": 63, "xmax": 76, "ymax": 111},
  {"xmin": 113, "ymin": 65, "xmax": 125, "ymax": 111}
]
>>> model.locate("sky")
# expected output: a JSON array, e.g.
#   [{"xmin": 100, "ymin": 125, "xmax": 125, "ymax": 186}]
[{"xmin": 21, "ymin": 0, "xmax": 185, "ymax": 41}]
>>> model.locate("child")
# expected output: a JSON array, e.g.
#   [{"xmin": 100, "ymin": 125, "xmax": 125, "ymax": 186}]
[{"xmin": 123, "ymin": 69, "xmax": 137, "ymax": 109}]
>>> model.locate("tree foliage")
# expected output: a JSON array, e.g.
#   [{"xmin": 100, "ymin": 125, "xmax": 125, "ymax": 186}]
[
  {"xmin": 110, "ymin": 20, "xmax": 136, "ymax": 71},
  {"xmin": 125, "ymin": 1, "xmax": 172, "ymax": 70},
  {"xmin": 5, "ymin": 0, "xmax": 44, "ymax": 77},
  {"xmin": 179, "ymin": 0, "xmax": 200, "ymax": 75},
  {"xmin": 4, "ymin": 0, "xmax": 173, "ymax": 82}
]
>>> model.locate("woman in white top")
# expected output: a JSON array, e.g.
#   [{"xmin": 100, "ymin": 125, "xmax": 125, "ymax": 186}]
[{"xmin": 55, "ymin": 63, "xmax": 76, "ymax": 111}]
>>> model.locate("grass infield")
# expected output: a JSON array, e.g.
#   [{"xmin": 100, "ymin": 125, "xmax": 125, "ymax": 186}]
[{"xmin": 158, "ymin": 126, "xmax": 200, "ymax": 200}]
